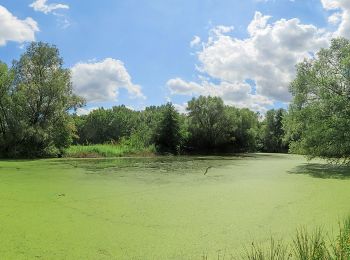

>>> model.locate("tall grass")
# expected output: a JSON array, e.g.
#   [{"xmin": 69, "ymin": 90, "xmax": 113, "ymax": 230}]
[
  {"xmin": 65, "ymin": 135, "xmax": 156, "ymax": 158},
  {"xmin": 245, "ymin": 217, "xmax": 350, "ymax": 260},
  {"xmin": 245, "ymin": 238, "xmax": 290, "ymax": 260},
  {"xmin": 292, "ymin": 228, "xmax": 330, "ymax": 260},
  {"xmin": 332, "ymin": 217, "xmax": 350, "ymax": 259}
]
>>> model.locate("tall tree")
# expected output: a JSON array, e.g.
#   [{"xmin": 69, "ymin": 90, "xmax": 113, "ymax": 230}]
[
  {"xmin": 0, "ymin": 63, "xmax": 15, "ymax": 154},
  {"xmin": 284, "ymin": 38, "xmax": 350, "ymax": 162},
  {"xmin": 153, "ymin": 103, "xmax": 182, "ymax": 154},
  {"xmin": 232, "ymin": 107, "xmax": 260, "ymax": 152},
  {"xmin": 187, "ymin": 96, "xmax": 230, "ymax": 151},
  {"xmin": 185, "ymin": 96, "xmax": 260, "ymax": 153},
  {"xmin": 74, "ymin": 106, "xmax": 139, "ymax": 144},
  {"xmin": 0, "ymin": 42, "xmax": 84, "ymax": 157},
  {"xmin": 261, "ymin": 108, "xmax": 288, "ymax": 153}
]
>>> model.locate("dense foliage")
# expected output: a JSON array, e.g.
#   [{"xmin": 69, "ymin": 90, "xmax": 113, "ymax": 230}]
[
  {"xmin": 0, "ymin": 42, "xmax": 83, "ymax": 157},
  {"xmin": 260, "ymin": 108, "xmax": 288, "ymax": 153},
  {"xmin": 186, "ymin": 96, "xmax": 260, "ymax": 153},
  {"xmin": 73, "ymin": 96, "xmax": 268, "ymax": 155},
  {"xmin": 153, "ymin": 103, "xmax": 183, "ymax": 154},
  {"xmin": 73, "ymin": 106, "xmax": 138, "ymax": 144},
  {"xmin": 284, "ymin": 38, "xmax": 350, "ymax": 162}
]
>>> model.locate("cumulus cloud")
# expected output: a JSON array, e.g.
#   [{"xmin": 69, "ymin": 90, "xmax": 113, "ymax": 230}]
[
  {"xmin": 29, "ymin": 0, "xmax": 69, "ymax": 14},
  {"xmin": 167, "ymin": 78, "xmax": 203, "ymax": 95},
  {"xmin": 167, "ymin": 78, "xmax": 273, "ymax": 112},
  {"xmin": 0, "ymin": 5, "xmax": 39, "ymax": 46},
  {"xmin": 198, "ymin": 12, "xmax": 330, "ymax": 102},
  {"xmin": 247, "ymin": 12, "xmax": 271, "ymax": 35},
  {"xmin": 328, "ymin": 12, "xmax": 342, "ymax": 25},
  {"xmin": 167, "ymin": 8, "xmax": 338, "ymax": 112},
  {"xmin": 71, "ymin": 58, "xmax": 145, "ymax": 103},
  {"xmin": 321, "ymin": 0, "xmax": 350, "ymax": 38}
]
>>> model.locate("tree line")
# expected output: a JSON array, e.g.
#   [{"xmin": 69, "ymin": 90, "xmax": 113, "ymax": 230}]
[
  {"xmin": 72, "ymin": 98, "xmax": 288, "ymax": 155},
  {"xmin": 1, "ymin": 38, "xmax": 350, "ymax": 162}
]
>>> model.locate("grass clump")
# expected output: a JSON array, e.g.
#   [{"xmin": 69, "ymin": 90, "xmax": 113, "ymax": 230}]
[
  {"xmin": 245, "ymin": 217, "xmax": 350, "ymax": 260},
  {"xmin": 292, "ymin": 228, "xmax": 330, "ymax": 260},
  {"xmin": 332, "ymin": 217, "xmax": 350, "ymax": 259}
]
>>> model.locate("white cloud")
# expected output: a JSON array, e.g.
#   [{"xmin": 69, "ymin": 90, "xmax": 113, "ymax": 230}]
[
  {"xmin": 30, "ymin": 0, "xmax": 71, "ymax": 29},
  {"xmin": 197, "ymin": 12, "xmax": 330, "ymax": 102},
  {"xmin": 0, "ymin": 5, "xmax": 39, "ymax": 46},
  {"xmin": 173, "ymin": 103, "xmax": 188, "ymax": 114},
  {"xmin": 328, "ymin": 12, "xmax": 342, "ymax": 25},
  {"xmin": 321, "ymin": 0, "xmax": 350, "ymax": 38},
  {"xmin": 167, "ymin": 9, "xmax": 335, "ymax": 112},
  {"xmin": 76, "ymin": 107, "xmax": 98, "ymax": 116},
  {"xmin": 210, "ymin": 25, "xmax": 234, "ymax": 36},
  {"xmin": 167, "ymin": 78, "xmax": 203, "ymax": 95},
  {"xmin": 30, "ymin": 0, "xmax": 69, "ymax": 14},
  {"xmin": 71, "ymin": 58, "xmax": 145, "ymax": 103},
  {"xmin": 167, "ymin": 78, "xmax": 273, "ymax": 112},
  {"xmin": 247, "ymin": 12, "xmax": 271, "ymax": 36}
]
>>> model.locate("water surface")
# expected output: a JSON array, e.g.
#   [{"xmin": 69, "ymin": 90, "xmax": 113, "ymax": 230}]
[{"xmin": 0, "ymin": 154, "xmax": 349, "ymax": 259}]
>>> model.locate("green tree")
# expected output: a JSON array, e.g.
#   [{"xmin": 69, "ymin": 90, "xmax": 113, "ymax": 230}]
[
  {"xmin": 74, "ymin": 106, "xmax": 140, "ymax": 144},
  {"xmin": 153, "ymin": 103, "xmax": 182, "ymax": 154},
  {"xmin": 0, "ymin": 63, "xmax": 15, "ymax": 155},
  {"xmin": 137, "ymin": 105, "xmax": 172, "ymax": 147},
  {"xmin": 0, "ymin": 42, "xmax": 83, "ymax": 157},
  {"xmin": 232, "ymin": 107, "xmax": 260, "ymax": 152},
  {"xmin": 284, "ymin": 38, "xmax": 350, "ymax": 162},
  {"xmin": 261, "ymin": 108, "xmax": 288, "ymax": 153},
  {"xmin": 185, "ymin": 96, "xmax": 260, "ymax": 153},
  {"xmin": 187, "ymin": 96, "xmax": 231, "ymax": 151}
]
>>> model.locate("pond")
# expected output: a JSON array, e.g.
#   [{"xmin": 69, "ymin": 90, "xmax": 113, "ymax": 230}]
[{"xmin": 0, "ymin": 154, "xmax": 349, "ymax": 259}]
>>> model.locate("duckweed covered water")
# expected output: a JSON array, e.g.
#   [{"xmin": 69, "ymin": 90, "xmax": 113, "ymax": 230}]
[{"xmin": 0, "ymin": 154, "xmax": 350, "ymax": 259}]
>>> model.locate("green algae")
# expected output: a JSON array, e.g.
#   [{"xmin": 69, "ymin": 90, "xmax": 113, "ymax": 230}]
[{"xmin": 0, "ymin": 154, "xmax": 350, "ymax": 259}]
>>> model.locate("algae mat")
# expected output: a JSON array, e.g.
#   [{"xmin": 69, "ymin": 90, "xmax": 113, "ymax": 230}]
[{"xmin": 0, "ymin": 154, "xmax": 350, "ymax": 259}]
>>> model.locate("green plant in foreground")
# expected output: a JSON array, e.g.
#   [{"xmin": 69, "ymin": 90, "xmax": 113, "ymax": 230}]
[
  {"xmin": 292, "ymin": 228, "xmax": 330, "ymax": 260},
  {"xmin": 245, "ymin": 238, "xmax": 290, "ymax": 260},
  {"xmin": 332, "ymin": 217, "xmax": 350, "ymax": 259},
  {"xmin": 245, "ymin": 218, "xmax": 350, "ymax": 260}
]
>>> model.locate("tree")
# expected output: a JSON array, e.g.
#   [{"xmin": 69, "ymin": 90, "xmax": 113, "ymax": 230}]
[
  {"xmin": 0, "ymin": 63, "xmax": 15, "ymax": 155},
  {"xmin": 0, "ymin": 42, "xmax": 84, "ymax": 157},
  {"xmin": 153, "ymin": 103, "xmax": 182, "ymax": 154},
  {"xmin": 74, "ymin": 106, "xmax": 140, "ymax": 144},
  {"xmin": 185, "ymin": 96, "xmax": 261, "ymax": 153},
  {"xmin": 187, "ymin": 96, "xmax": 231, "ymax": 151},
  {"xmin": 261, "ymin": 109, "xmax": 288, "ymax": 153},
  {"xmin": 232, "ymin": 107, "xmax": 260, "ymax": 152},
  {"xmin": 284, "ymin": 38, "xmax": 350, "ymax": 162}
]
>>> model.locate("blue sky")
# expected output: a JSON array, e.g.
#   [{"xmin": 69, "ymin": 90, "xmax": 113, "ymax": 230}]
[{"xmin": 0, "ymin": 0, "xmax": 347, "ymax": 114}]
